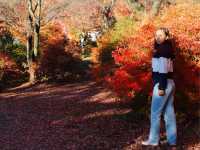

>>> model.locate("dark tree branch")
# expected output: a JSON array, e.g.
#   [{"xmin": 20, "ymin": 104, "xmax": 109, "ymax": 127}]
[{"xmin": 33, "ymin": 1, "xmax": 38, "ymax": 13}]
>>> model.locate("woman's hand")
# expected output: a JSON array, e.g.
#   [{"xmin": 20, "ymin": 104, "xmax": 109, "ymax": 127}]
[{"xmin": 158, "ymin": 89, "xmax": 165, "ymax": 96}]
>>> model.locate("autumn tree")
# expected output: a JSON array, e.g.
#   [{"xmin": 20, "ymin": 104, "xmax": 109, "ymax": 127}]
[
  {"xmin": 26, "ymin": 0, "xmax": 42, "ymax": 83},
  {"xmin": 0, "ymin": 0, "xmax": 71, "ymax": 83},
  {"xmin": 101, "ymin": 0, "xmax": 116, "ymax": 31},
  {"xmin": 126, "ymin": 0, "xmax": 175, "ymax": 18}
]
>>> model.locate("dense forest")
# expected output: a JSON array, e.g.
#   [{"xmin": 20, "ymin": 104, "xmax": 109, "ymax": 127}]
[{"xmin": 0, "ymin": 0, "xmax": 199, "ymax": 149}]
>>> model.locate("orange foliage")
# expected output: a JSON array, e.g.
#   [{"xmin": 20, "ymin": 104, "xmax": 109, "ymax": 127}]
[
  {"xmin": 0, "ymin": 53, "xmax": 18, "ymax": 70},
  {"xmin": 0, "ymin": 53, "xmax": 22, "ymax": 87},
  {"xmin": 38, "ymin": 21, "xmax": 82, "ymax": 79},
  {"xmin": 104, "ymin": 3, "xmax": 200, "ymax": 101},
  {"xmin": 105, "ymin": 24, "xmax": 155, "ymax": 99},
  {"xmin": 113, "ymin": 0, "xmax": 132, "ymax": 19},
  {"xmin": 154, "ymin": 3, "xmax": 200, "ymax": 100}
]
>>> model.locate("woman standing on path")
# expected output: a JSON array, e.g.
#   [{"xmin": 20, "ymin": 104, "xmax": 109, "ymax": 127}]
[{"xmin": 141, "ymin": 28, "xmax": 177, "ymax": 150}]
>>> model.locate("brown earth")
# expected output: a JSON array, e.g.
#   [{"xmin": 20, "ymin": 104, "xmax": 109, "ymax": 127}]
[{"xmin": 0, "ymin": 81, "xmax": 199, "ymax": 150}]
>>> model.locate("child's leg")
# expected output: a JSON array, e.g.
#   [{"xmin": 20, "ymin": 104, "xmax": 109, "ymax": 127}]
[
  {"xmin": 163, "ymin": 80, "xmax": 177, "ymax": 145},
  {"xmin": 147, "ymin": 81, "xmax": 174, "ymax": 144}
]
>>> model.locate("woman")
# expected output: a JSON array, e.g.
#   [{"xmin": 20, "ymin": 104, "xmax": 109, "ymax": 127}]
[{"xmin": 141, "ymin": 28, "xmax": 177, "ymax": 149}]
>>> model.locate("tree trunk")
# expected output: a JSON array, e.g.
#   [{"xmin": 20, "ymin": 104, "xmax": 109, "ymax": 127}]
[
  {"xmin": 29, "ymin": 62, "xmax": 36, "ymax": 83},
  {"xmin": 33, "ymin": 22, "xmax": 40, "ymax": 58},
  {"xmin": 27, "ymin": 30, "xmax": 37, "ymax": 83},
  {"xmin": 26, "ymin": 0, "xmax": 42, "ymax": 84},
  {"xmin": 33, "ymin": 0, "xmax": 41, "ymax": 58}
]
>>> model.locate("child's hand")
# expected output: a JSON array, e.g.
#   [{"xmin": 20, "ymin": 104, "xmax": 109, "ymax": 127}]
[{"xmin": 158, "ymin": 89, "xmax": 165, "ymax": 96}]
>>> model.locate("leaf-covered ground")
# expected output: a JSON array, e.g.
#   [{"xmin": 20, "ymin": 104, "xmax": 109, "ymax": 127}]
[{"xmin": 0, "ymin": 81, "xmax": 199, "ymax": 150}]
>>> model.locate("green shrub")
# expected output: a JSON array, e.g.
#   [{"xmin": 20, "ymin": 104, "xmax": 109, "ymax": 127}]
[
  {"xmin": 0, "ymin": 31, "xmax": 27, "ymax": 68},
  {"xmin": 110, "ymin": 16, "xmax": 136, "ymax": 44},
  {"xmin": 9, "ymin": 44, "xmax": 27, "ymax": 67}
]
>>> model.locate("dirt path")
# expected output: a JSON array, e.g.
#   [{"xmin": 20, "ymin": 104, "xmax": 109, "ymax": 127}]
[{"xmin": 0, "ymin": 81, "xmax": 199, "ymax": 150}]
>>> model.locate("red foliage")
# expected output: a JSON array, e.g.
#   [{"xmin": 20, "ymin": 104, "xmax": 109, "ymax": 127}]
[
  {"xmin": 106, "ymin": 3, "xmax": 200, "ymax": 101},
  {"xmin": 0, "ymin": 53, "xmax": 17, "ymax": 70},
  {"xmin": 155, "ymin": 3, "xmax": 200, "ymax": 100},
  {"xmin": 105, "ymin": 24, "xmax": 155, "ymax": 99}
]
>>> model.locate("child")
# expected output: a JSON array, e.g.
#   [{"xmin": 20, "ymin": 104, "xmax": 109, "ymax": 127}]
[{"xmin": 141, "ymin": 28, "xmax": 177, "ymax": 149}]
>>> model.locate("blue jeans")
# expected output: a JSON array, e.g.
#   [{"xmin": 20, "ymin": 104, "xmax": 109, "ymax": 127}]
[{"xmin": 148, "ymin": 79, "xmax": 177, "ymax": 145}]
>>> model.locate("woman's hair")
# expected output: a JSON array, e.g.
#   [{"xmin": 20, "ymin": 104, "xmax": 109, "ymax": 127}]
[
  {"xmin": 153, "ymin": 27, "xmax": 173, "ymax": 54},
  {"xmin": 157, "ymin": 27, "xmax": 170, "ymax": 39}
]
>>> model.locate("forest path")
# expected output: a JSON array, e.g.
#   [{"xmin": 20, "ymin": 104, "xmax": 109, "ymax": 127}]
[{"xmin": 0, "ymin": 81, "xmax": 199, "ymax": 150}]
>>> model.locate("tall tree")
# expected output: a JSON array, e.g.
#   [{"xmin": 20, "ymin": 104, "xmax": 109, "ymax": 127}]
[
  {"xmin": 101, "ymin": 0, "xmax": 116, "ymax": 31},
  {"xmin": 0, "ymin": 0, "xmax": 71, "ymax": 83},
  {"xmin": 26, "ymin": 0, "xmax": 42, "ymax": 83}
]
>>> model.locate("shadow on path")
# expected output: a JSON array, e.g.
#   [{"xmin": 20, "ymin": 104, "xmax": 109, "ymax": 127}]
[{"xmin": 0, "ymin": 81, "xmax": 199, "ymax": 150}]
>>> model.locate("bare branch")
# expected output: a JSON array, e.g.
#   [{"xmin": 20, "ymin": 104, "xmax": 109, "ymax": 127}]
[
  {"xmin": 41, "ymin": 1, "xmax": 70, "ymax": 25},
  {"xmin": 27, "ymin": 0, "xmax": 36, "ymax": 21},
  {"xmin": 33, "ymin": 1, "xmax": 38, "ymax": 13}
]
